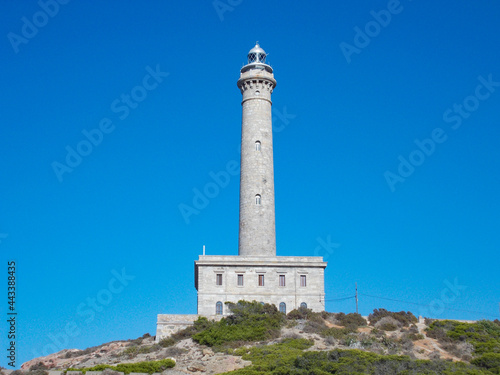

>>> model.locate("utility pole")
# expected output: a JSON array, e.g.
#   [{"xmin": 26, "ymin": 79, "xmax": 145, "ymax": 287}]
[{"xmin": 355, "ymin": 282, "xmax": 359, "ymax": 314}]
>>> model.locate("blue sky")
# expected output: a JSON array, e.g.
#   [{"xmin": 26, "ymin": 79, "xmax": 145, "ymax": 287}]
[{"xmin": 1, "ymin": 0, "xmax": 500, "ymax": 368}]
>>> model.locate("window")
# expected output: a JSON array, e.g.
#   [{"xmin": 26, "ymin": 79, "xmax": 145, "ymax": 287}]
[
  {"xmin": 300, "ymin": 275, "xmax": 307, "ymax": 287},
  {"xmin": 279, "ymin": 302, "xmax": 286, "ymax": 314},
  {"xmin": 279, "ymin": 275, "xmax": 286, "ymax": 287},
  {"xmin": 300, "ymin": 302, "xmax": 307, "ymax": 309},
  {"xmin": 237, "ymin": 274, "xmax": 244, "ymax": 286},
  {"xmin": 216, "ymin": 301, "xmax": 223, "ymax": 315},
  {"xmin": 255, "ymin": 141, "xmax": 261, "ymax": 151},
  {"xmin": 255, "ymin": 194, "xmax": 261, "ymax": 205},
  {"xmin": 258, "ymin": 274, "xmax": 264, "ymax": 286},
  {"xmin": 216, "ymin": 274, "xmax": 223, "ymax": 286}
]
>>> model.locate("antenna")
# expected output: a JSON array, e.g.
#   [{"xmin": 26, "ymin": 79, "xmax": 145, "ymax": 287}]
[
  {"xmin": 355, "ymin": 283, "xmax": 359, "ymax": 314},
  {"xmin": 203, "ymin": 245, "xmax": 205, "ymax": 256}
]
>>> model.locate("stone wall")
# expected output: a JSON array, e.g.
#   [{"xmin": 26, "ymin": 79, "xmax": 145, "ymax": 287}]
[
  {"xmin": 155, "ymin": 314, "xmax": 222, "ymax": 343},
  {"xmin": 194, "ymin": 255, "xmax": 326, "ymax": 316}
]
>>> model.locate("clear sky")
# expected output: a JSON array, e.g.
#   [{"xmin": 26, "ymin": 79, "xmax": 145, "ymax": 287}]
[{"xmin": 1, "ymin": 0, "xmax": 499, "ymax": 369}]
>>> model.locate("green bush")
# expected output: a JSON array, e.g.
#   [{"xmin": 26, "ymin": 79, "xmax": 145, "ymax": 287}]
[
  {"xmin": 471, "ymin": 353, "xmax": 500, "ymax": 373},
  {"xmin": 322, "ymin": 327, "xmax": 356, "ymax": 340},
  {"xmin": 193, "ymin": 300, "xmax": 284, "ymax": 347},
  {"xmin": 427, "ymin": 320, "xmax": 500, "ymax": 356},
  {"xmin": 368, "ymin": 308, "xmax": 417, "ymax": 327},
  {"xmin": 227, "ymin": 342, "xmax": 489, "ymax": 374},
  {"xmin": 335, "ymin": 312, "xmax": 367, "ymax": 328},
  {"xmin": 158, "ymin": 337, "xmax": 175, "ymax": 347},
  {"xmin": 65, "ymin": 359, "xmax": 175, "ymax": 374}
]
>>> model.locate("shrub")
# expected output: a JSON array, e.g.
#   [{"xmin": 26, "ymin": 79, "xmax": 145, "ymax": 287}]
[
  {"xmin": 29, "ymin": 363, "xmax": 47, "ymax": 371},
  {"xmin": 322, "ymin": 327, "xmax": 355, "ymax": 340},
  {"xmin": 425, "ymin": 317, "xmax": 436, "ymax": 325},
  {"xmin": 302, "ymin": 320, "xmax": 328, "ymax": 334},
  {"xmin": 427, "ymin": 320, "xmax": 500, "ymax": 355},
  {"xmin": 368, "ymin": 308, "xmax": 417, "ymax": 327},
  {"xmin": 163, "ymin": 346, "xmax": 187, "ymax": 357},
  {"xmin": 229, "ymin": 345, "xmax": 485, "ymax": 374},
  {"xmin": 193, "ymin": 300, "xmax": 284, "ymax": 347},
  {"xmin": 335, "ymin": 312, "xmax": 367, "ymax": 328},
  {"xmin": 158, "ymin": 337, "xmax": 175, "ymax": 347},
  {"xmin": 130, "ymin": 337, "xmax": 143, "ymax": 345},
  {"xmin": 375, "ymin": 316, "xmax": 400, "ymax": 331},
  {"xmin": 471, "ymin": 353, "xmax": 500, "ymax": 373},
  {"xmin": 65, "ymin": 359, "xmax": 175, "ymax": 374},
  {"xmin": 287, "ymin": 306, "xmax": 313, "ymax": 320}
]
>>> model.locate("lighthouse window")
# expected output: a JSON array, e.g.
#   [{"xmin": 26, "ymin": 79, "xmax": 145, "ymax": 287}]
[
  {"xmin": 258, "ymin": 274, "xmax": 265, "ymax": 286},
  {"xmin": 237, "ymin": 274, "xmax": 244, "ymax": 286},
  {"xmin": 255, "ymin": 141, "xmax": 261, "ymax": 151},
  {"xmin": 279, "ymin": 275, "xmax": 286, "ymax": 287},
  {"xmin": 300, "ymin": 275, "xmax": 307, "ymax": 287},
  {"xmin": 216, "ymin": 301, "xmax": 223, "ymax": 315},
  {"xmin": 255, "ymin": 195, "xmax": 261, "ymax": 205},
  {"xmin": 279, "ymin": 302, "xmax": 286, "ymax": 314}
]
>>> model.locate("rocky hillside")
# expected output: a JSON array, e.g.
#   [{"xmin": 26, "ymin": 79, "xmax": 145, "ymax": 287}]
[{"xmin": 18, "ymin": 303, "xmax": 500, "ymax": 374}]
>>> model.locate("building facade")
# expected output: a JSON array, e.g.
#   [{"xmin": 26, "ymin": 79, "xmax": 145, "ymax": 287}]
[{"xmin": 194, "ymin": 44, "xmax": 327, "ymax": 316}]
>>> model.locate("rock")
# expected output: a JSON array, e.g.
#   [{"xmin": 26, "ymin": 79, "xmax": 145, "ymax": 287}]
[
  {"xmin": 187, "ymin": 364, "xmax": 206, "ymax": 372},
  {"xmin": 201, "ymin": 349, "xmax": 213, "ymax": 356}
]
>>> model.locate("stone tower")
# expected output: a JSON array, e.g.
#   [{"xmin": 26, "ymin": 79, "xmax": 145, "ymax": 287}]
[{"xmin": 237, "ymin": 43, "xmax": 277, "ymax": 257}]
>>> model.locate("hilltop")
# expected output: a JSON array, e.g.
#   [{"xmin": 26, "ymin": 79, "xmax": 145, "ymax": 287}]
[{"xmin": 16, "ymin": 302, "xmax": 500, "ymax": 374}]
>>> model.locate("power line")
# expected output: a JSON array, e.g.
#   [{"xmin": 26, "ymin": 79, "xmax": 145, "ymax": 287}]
[
  {"xmin": 325, "ymin": 295, "xmax": 355, "ymax": 302},
  {"xmin": 359, "ymin": 292, "xmax": 498, "ymax": 318}
]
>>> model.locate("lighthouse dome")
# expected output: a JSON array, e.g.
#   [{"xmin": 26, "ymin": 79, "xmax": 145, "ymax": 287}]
[{"xmin": 247, "ymin": 43, "xmax": 266, "ymax": 64}]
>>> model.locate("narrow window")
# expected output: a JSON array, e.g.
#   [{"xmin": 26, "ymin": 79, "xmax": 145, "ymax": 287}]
[
  {"xmin": 300, "ymin": 302, "xmax": 307, "ymax": 309},
  {"xmin": 300, "ymin": 275, "xmax": 307, "ymax": 287},
  {"xmin": 279, "ymin": 302, "xmax": 286, "ymax": 314},
  {"xmin": 216, "ymin": 301, "xmax": 223, "ymax": 315},
  {"xmin": 255, "ymin": 141, "xmax": 261, "ymax": 151},
  {"xmin": 216, "ymin": 274, "xmax": 223, "ymax": 286},
  {"xmin": 255, "ymin": 194, "xmax": 261, "ymax": 205},
  {"xmin": 237, "ymin": 274, "xmax": 244, "ymax": 286},
  {"xmin": 258, "ymin": 274, "xmax": 264, "ymax": 286},
  {"xmin": 279, "ymin": 275, "xmax": 286, "ymax": 287}
]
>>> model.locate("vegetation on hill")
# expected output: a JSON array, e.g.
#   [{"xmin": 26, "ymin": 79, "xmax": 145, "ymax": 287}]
[
  {"xmin": 192, "ymin": 301, "xmax": 284, "ymax": 348},
  {"xmin": 224, "ymin": 339, "xmax": 487, "ymax": 374},
  {"xmin": 21, "ymin": 301, "xmax": 500, "ymax": 374},
  {"xmin": 64, "ymin": 359, "xmax": 175, "ymax": 374},
  {"xmin": 426, "ymin": 319, "xmax": 500, "ymax": 373}
]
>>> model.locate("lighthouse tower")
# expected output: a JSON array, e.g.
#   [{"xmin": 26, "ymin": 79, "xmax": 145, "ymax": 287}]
[{"xmin": 237, "ymin": 43, "xmax": 277, "ymax": 257}]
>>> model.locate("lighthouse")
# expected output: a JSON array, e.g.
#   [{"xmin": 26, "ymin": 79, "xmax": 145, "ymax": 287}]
[
  {"xmin": 237, "ymin": 43, "xmax": 277, "ymax": 257},
  {"xmin": 189, "ymin": 43, "xmax": 326, "ymax": 317},
  {"xmin": 155, "ymin": 43, "xmax": 327, "ymax": 339}
]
